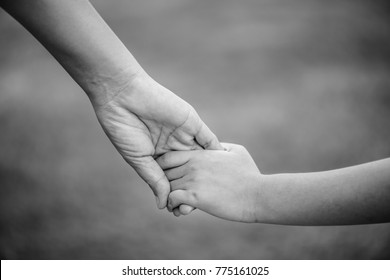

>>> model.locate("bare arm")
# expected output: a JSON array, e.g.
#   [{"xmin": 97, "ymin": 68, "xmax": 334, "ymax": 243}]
[
  {"xmin": 0, "ymin": 0, "xmax": 140, "ymax": 106},
  {"xmin": 159, "ymin": 144, "xmax": 390, "ymax": 225},
  {"xmin": 259, "ymin": 158, "xmax": 390, "ymax": 225},
  {"xmin": 0, "ymin": 0, "xmax": 222, "ymax": 210}
]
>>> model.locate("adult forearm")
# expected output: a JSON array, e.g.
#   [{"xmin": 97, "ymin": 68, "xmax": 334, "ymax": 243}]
[
  {"xmin": 258, "ymin": 158, "xmax": 390, "ymax": 225},
  {"xmin": 0, "ymin": 0, "xmax": 142, "ymax": 106}
]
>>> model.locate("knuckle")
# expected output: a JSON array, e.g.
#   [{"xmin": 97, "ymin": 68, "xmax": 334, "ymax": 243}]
[
  {"xmin": 186, "ymin": 174, "xmax": 199, "ymax": 187},
  {"xmin": 188, "ymin": 162, "xmax": 198, "ymax": 173},
  {"xmin": 188, "ymin": 190, "xmax": 199, "ymax": 204},
  {"xmin": 186, "ymin": 174, "xmax": 196, "ymax": 184}
]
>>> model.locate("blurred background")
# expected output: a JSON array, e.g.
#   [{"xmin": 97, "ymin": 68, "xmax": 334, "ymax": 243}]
[{"xmin": 1, "ymin": 0, "xmax": 390, "ymax": 259}]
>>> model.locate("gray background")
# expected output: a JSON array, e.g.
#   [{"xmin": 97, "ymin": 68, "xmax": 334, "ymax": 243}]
[{"xmin": 1, "ymin": 0, "xmax": 389, "ymax": 259}]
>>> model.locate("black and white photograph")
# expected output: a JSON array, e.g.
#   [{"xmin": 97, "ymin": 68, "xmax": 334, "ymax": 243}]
[{"xmin": 1, "ymin": 0, "xmax": 390, "ymax": 262}]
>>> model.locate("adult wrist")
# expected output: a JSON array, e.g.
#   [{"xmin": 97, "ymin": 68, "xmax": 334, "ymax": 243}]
[{"xmin": 86, "ymin": 64, "xmax": 146, "ymax": 108}]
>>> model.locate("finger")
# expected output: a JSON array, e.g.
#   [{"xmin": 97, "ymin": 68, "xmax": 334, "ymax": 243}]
[
  {"xmin": 168, "ymin": 189, "xmax": 196, "ymax": 210},
  {"xmin": 172, "ymin": 205, "xmax": 196, "ymax": 216},
  {"xmin": 128, "ymin": 155, "xmax": 170, "ymax": 209},
  {"xmin": 221, "ymin": 142, "xmax": 249, "ymax": 154},
  {"xmin": 170, "ymin": 177, "xmax": 189, "ymax": 191},
  {"xmin": 195, "ymin": 122, "xmax": 223, "ymax": 150},
  {"xmin": 173, "ymin": 207, "xmax": 181, "ymax": 217},
  {"xmin": 192, "ymin": 140, "xmax": 204, "ymax": 150},
  {"xmin": 156, "ymin": 151, "xmax": 194, "ymax": 170},
  {"xmin": 164, "ymin": 165, "xmax": 187, "ymax": 181},
  {"xmin": 179, "ymin": 204, "xmax": 195, "ymax": 215},
  {"xmin": 167, "ymin": 175, "xmax": 195, "ymax": 214},
  {"xmin": 220, "ymin": 142, "xmax": 236, "ymax": 152}
]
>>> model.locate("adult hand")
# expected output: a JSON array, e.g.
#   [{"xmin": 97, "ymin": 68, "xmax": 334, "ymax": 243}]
[
  {"xmin": 0, "ymin": 0, "xmax": 223, "ymax": 212},
  {"xmin": 93, "ymin": 71, "xmax": 223, "ymax": 210}
]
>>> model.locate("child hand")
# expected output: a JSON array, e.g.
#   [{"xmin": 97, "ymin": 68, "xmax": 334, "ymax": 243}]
[{"xmin": 157, "ymin": 143, "xmax": 262, "ymax": 222}]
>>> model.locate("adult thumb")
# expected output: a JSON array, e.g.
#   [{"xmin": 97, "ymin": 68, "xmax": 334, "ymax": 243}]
[
  {"xmin": 126, "ymin": 155, "xmax": 170, "ymax": 209},
  {"xmin": 195, "ymin": 121, "xmax": 223, "ymax": 151}
]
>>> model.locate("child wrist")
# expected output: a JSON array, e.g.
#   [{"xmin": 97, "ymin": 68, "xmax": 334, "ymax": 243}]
[{"xmin": 252, "ymin": 174, "xmax": 277, "ymax": 224}]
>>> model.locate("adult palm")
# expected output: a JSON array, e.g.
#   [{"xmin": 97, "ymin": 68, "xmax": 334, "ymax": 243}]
[{"xmin": 93, "ymin": 73, "xmax": 222, "ymax": 210}]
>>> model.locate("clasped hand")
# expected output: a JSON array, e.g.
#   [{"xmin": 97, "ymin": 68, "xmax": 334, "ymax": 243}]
[{"xmin": 93, "ymin": 70, "xmax": 223, "ymax": 214}]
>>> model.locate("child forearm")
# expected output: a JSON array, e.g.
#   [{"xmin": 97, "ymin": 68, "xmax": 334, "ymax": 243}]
[
  {"xmin": 258, "ymin": 158, "xmax": 390, "ymax": 225},
  {"xmin": 0, "ymin": 0, "xmax": 142, "ymax": 106}
]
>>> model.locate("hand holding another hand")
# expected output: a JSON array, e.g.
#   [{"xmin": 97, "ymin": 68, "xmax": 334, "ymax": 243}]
[{"xmin": 93, "ymin": 71, "xmax": 223, "ymax": 210}]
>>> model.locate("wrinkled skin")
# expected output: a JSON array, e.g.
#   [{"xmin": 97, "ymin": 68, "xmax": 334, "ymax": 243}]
[{"xmin": 94, "ymin": 72, "xmax": 222, "ymax": 211}]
